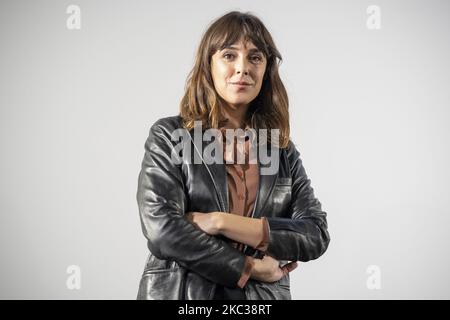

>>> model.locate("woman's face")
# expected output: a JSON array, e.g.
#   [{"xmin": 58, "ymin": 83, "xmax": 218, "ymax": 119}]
[{"xmin": 210, "ymin": 38, "xmax": 267, "ymax": 112}]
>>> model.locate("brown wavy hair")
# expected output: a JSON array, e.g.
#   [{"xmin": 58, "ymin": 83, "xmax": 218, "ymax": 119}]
[{"xmin": 179, "ymin": 11, "xmax": 290, "ymax": 148}]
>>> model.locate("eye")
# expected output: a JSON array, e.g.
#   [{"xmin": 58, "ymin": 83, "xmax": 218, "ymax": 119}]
[
  {"xmin": 251, "ymin": 55, "xmax": 263, "ymax": 63},
  {"xmin": 223, "ymin": 53, "xmax": 234, "ymax": 60}
]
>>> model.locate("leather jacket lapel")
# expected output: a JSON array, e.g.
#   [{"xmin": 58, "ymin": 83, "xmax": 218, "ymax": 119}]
[
  {"xmin": 187, "ymin": 128, "xmax": 279, "ymax": 218},
  {"xmin": 251, "ymin": 145, "xmax": 279, "ymax": 219},
  {"xmin": 188, "ymin": 128, "xmax": 229, "ymax": 213}
]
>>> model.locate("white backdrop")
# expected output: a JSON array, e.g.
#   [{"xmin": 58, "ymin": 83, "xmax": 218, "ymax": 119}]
[{"xmin": 1, "ymin": 0, "xmax": 449, "ymax": 299}]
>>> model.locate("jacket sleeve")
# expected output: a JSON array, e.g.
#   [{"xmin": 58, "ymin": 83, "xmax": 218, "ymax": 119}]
[
  {"xmin": 265, "ymin": 140, "xmax": 330, "ymax": 262},
  {"xmin": 136, "ymin": 118, "xmax": 249, "ymax": 287}
]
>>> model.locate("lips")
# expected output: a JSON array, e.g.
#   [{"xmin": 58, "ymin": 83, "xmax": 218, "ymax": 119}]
[{"xmin": 230, "ymin": 80, "xmax": 253, "ymax": 85}]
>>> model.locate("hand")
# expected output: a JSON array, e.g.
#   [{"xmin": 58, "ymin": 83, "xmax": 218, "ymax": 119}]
[
  {"xmin": 185, "ymin": 211, "xmax": 222, "ymax": 235},
  {"xmin": 251, "ymin": 255, "xmax": 298, "ymax": 283}
]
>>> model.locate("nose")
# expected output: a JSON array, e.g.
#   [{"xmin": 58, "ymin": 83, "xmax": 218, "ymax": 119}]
[{"xmin": 235, "ymin": 55, "xmax": 249, "ymax": 76}]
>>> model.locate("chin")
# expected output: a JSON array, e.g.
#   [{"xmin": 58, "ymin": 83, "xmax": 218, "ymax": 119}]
[
  {"xmin": 227, "ymin": 96, "xmax": 254, "ymax": 105},
  {"xmin": 227, "ymin": 100, "xmax": 252, "ymax": 107}
]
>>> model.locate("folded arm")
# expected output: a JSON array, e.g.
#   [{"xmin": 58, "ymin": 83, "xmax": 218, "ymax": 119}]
[
  {"xmin": 264, "ymin": 141, "xmax": 331, "ymax": 262},
  {"xmin": 187, "ymin": 141, "xmax": 330, "ymax": 263},
  {"xmin": 186, "ymin": 211, "xmax": 270, "ymax": 252},
  {"xmin": 137, "ymin": 119, "xmax": 253, "ymax": 288}
]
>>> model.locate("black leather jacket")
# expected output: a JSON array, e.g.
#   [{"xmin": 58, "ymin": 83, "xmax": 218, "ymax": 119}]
[{"xmin": 136, "ymin": 116, "xmax": 330, "ymax": 300}]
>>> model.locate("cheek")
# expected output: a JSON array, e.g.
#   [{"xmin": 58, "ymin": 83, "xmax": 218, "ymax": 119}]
[
  {"xmin": 213, "ymin": 62, "xmax": 231, "ymax": 78},
  {"xmin": 256, "ymin": 72, "xmax": 265, "ymax": 87},
  {"xmin": 259, "ymin": 67, "xmax": 267, "ymax": 81}
]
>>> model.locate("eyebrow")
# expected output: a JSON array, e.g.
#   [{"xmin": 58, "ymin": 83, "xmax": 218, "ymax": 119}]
[{"xmin": 223, "ymin": 46, "xmax": 263, "ymax": 54}]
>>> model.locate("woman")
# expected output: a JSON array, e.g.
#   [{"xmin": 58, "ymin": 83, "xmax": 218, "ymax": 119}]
[{"xmin": 136, "ymin": 11, "xmax": 330, "ymax": 300}]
